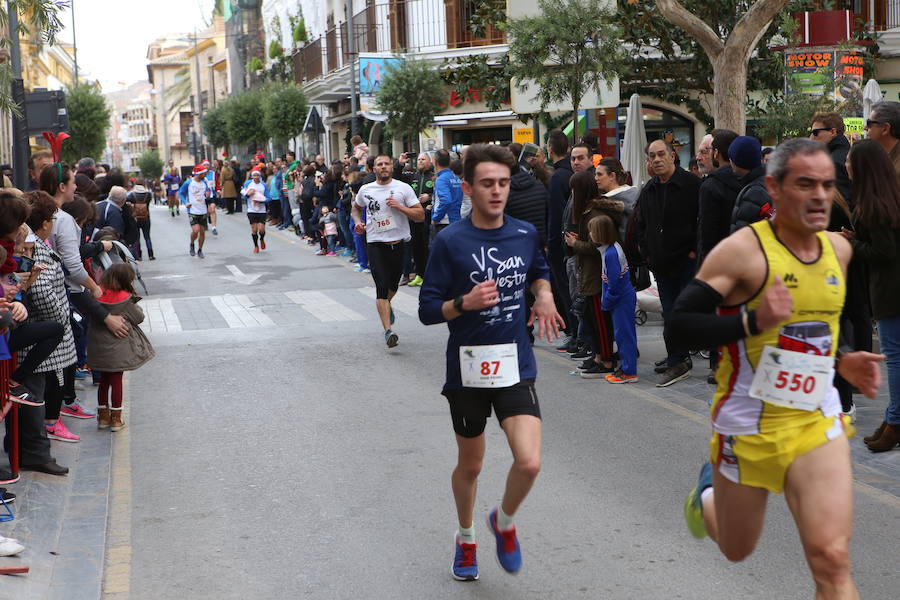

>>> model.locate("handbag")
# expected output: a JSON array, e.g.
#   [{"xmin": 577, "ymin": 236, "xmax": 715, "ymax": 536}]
[{"xmin": 630, "ymin": 263, "xmax": 651, "ymax": 292}]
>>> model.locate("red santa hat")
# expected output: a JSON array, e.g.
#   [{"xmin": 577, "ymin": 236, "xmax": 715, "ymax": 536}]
[{"xmin": 192, "ymin": 164, "xmax": 208, "ymax": 176}]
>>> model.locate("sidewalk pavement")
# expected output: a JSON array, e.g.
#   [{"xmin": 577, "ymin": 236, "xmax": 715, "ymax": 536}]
[{"xmin": 0, "ymin": 388, "xmax": 112, "ymax": 600}]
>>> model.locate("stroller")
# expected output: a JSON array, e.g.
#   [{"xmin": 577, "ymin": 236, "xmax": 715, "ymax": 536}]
[
  {"xmin": 91, "ymin": 234, "xmax": 150, "ymax": 295},
  {"xmin": 635, "ymin": 272, "xmax": 661, "ymax": 326}
]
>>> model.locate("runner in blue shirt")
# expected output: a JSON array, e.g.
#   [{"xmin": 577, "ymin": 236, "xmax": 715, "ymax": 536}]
[{"xmin": 419, "ymin": 144, "xmax": 564, "ymax": 582}]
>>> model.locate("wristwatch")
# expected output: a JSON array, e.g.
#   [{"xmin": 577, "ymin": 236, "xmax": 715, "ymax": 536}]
[{"xmin": 453, "ymin": 295, "xmax": 465, "ymax": 312}]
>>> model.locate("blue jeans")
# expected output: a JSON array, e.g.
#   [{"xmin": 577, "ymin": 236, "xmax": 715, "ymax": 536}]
[
  {"xmin": 878, "ymin": 316, "xmax": 900, "ymax": 425},
  {"xmin": 351, "ymin": 215, "xmax": 368, "ymax": 269},
  {"xmin": 655, "ymin": 257, "xmax": 697, "ymax": 367},
  {"xmin": 326, "ymin": 234, "xmax": 337, "ymax": 253},
  {"xmin": 338, "ymin": 205, "xmax": 352, "ymax": 249}
]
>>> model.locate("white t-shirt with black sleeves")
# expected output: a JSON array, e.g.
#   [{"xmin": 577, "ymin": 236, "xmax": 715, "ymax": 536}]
[{"xmin": 354, "ymin": 179, "xmax": 420, "ymax": 243}]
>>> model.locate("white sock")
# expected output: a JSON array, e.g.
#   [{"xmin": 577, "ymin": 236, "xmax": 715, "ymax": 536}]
[
  {"xmin": 497, "ymin": 506, "xmax": 514, "ymax": 531},
  {"xmin": 458, "ymin": 524, "xmax": 475, "ymax": 545},
  {"xmin": 700, "ymin": 487, "xmax": 714, "ymax": 506}
]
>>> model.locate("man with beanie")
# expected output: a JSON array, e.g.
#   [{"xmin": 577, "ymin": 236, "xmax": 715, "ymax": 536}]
[{"xmin": 729, "ymin": 136, "xmax": 772, "ymax": 232}]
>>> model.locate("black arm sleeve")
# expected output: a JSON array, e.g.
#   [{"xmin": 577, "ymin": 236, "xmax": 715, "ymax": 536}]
[{"xmin": 664, "ymin": 278, "xmax": 759, "ymax": 353}]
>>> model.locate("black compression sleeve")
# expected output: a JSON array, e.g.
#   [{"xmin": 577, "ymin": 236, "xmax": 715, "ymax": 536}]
[{"xmin": 664, "ymin": 279, "xmax": 759, "ymax": 353}]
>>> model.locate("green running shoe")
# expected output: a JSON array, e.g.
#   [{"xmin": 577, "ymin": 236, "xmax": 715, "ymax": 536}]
[{"xmin": 684, "ymin": 462, "xmax": 712, "ymax": 539}]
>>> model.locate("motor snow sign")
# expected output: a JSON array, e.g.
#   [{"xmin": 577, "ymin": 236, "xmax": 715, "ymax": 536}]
[{"xmin": 784, "ymin": 46, "xmax": 865, "ymax": 104}]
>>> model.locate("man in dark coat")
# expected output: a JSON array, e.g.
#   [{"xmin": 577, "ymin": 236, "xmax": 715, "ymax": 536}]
[
  {"xmin": 505, "ymin": 162, "xmax": 549, "ymax": 247},
  {"xmin": 546, "ymin": 129, "xmax": 573, "ymax": 336},
  {"xmin": 636, "ymin": 139, "xmax": 701, "ymax": 387},
  {"xmin": 729, "ymin": 136, "xmax": 771, "ymax": 232},
  {"xmin": 697, "ymin": 129, "xmax": 741, "ymax": 266}
]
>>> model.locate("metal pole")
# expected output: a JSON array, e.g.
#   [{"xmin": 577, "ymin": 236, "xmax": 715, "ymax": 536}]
[
  {"xmin": 71, "ymin": 0, "xmax": 78, "ymax": 83},
  {"xmin": 192, "ymin": 28, "xmax": 203, "ymax": 162},
  {"xmin": 346, "ymin": 0, "xmax": 359, "ymax": 138},
  {"xmin": 8, "ymin": 1, "xmax": 29, "ymax": 191}
]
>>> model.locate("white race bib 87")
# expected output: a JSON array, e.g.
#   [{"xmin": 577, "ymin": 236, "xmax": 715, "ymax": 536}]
[{"xmin": 459, "ymin": 343, "xmax": 520, "ymax": 388}]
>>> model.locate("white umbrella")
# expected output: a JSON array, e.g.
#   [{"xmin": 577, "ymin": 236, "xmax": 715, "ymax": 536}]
[
  {"xmin": 621, "ymin": 93, "xmax": 648, "ymax": 188},
  {"xmin": 863, "ymin": 79, "xmax": 883, "ymax": 118}
]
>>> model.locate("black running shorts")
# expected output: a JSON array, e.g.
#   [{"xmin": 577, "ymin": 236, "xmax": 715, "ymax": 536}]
[
  {"xmin": 443, "ymin": 379, "xmax": 541, "ymax": 438},
  {"xmin": 190, "ymin": 214, "xmax": 208, "ymax": 228},
  {"xmin": 248, "ymin": 213, "xmax": 267, "ymax": 224},
  {"xmin": 367, "ymin": 241, "xmax": 405, "ymax": 299}
]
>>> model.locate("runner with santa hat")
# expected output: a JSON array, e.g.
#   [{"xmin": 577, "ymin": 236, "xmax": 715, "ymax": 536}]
[{"xmin": 241, "ymin": 167, "xmax": 270, "ymax": 253}]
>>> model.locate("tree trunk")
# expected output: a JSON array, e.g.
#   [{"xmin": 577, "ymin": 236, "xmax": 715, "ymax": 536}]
[
  {"xmin": 572, "ymin": 100, "xmax": 580, "ymax": 144},
  {"xmin": 655, "ymin": 0, "xmax": 790, "ymax": 135}
]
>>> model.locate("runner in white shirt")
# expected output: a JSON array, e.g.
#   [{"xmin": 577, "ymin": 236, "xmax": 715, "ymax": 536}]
[
  {"xmin": 186, "ymin": 164, "xmax": 210, "ymax": 258},
  {"xmin": 351, "ymin": 154, "xmax": 424, "ymax": 348},
  {"xmin": 241, "ymin": 168, "xmax": 269, "ymax": 253}
]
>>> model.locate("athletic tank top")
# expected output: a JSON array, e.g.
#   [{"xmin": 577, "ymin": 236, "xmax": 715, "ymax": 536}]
[{"xmin": 711, "ymin": 220, "xmax": 845, "ymax": 435}]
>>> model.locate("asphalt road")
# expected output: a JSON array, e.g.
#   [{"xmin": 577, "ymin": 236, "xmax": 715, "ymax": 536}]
[{"xmin": 113, "ymin": 204, "xmax": 900, "ymax": 599}]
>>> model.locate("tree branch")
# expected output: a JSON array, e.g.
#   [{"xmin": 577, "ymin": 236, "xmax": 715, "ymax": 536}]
[
  {"xmin": 728, "ymin": 0, "xmax": 791, "ymax": 59},
  {"xmin": 654, "ymin": 0, "xmax": 724, "ymax": 60}
]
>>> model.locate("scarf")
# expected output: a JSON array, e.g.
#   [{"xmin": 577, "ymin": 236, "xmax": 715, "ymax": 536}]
[{"xmin": 0, "ymin": 239, "xmax": 16, "ymax": 274}]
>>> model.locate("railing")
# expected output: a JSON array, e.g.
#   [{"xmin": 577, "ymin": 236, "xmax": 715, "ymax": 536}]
[
  {"xmin": 294, "ymin": 0, "xmax": 507, "ymax": 82},
  {"xmin": 838, "ymin": 0, "xmax": 900, "ymax": 31}
]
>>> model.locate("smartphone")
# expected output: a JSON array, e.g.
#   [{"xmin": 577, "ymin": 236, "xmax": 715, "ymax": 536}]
[
  {"xmin": 16, "ymin": 256, "xmax": 34, "ymax": 272},
  {"xmin": 565, "ymin": 223, "xmax": 578, "ymax": 234}
]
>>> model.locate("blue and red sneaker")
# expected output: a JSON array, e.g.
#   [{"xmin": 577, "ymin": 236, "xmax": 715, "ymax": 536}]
[
  {"xmin": 60, "ymin": 398, "xmax": 96, "ymax": 419},
  {"xmin": 451, "ymin": 535, "xmax": 478, "ymax": 581},
  {"xmin": 486, "ymin": 508, "xmax": 522, "ymax": 574}
]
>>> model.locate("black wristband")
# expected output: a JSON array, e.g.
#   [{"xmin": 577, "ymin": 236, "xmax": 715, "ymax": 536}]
[
  {"xmin": 453, "ymin": 295, "xmax": 465, "ymax": 312},
  {"xmin": 747, "ymin": 310, "xmax": 761, "ymax": 336}
]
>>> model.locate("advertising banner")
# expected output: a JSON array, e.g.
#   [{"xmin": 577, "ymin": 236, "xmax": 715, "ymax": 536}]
[
  {"xmin": 784, "ymin": 46, "xmax": 865, "ymax": 111},
  {"xmin": 359, "ymin": 55, "xmax": 404, "ymax": 95}
]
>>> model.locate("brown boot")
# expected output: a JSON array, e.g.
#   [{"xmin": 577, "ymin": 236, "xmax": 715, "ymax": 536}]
[
  {"xmin": 109, "ymin": 409, "xmax": 125, "ymax": 432},
  {"xmin": 866, "ymin": 423, "xmax": 900, "ymax": 453},
  {"xmin": 97, "ymin": 407, "xmax": 110, "ymax": 429},
  {"xmin": 864, "ymin": 422, "xmax": 888, "ymax": 444}
]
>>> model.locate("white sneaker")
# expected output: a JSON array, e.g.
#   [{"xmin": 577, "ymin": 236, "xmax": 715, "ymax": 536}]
[
  {"xmin": 0, "ymin": 537, "xmax": 24, "ymax": 556},
  {"xmin": 211, "ymin": 227, "xmax": 218, "ymax": 235},
  {"xmin": 843, "ymin": 404, "xmax": 857, "ymax": 424}
]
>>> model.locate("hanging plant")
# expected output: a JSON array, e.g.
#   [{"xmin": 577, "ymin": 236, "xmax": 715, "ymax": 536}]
[
  {"xmin": 247, "ymin": 56, "xmax": 264, "ymax": 72},
  {"xmin": 269, "ymin": 40, "xmax": 284, "ymax": 59},
  {"xmin": 293, "ymin": 18, "xmax": 308, "ymax": 44}
]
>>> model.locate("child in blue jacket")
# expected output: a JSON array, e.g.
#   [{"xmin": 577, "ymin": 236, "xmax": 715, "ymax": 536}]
[{"xmin": 589, "ymin": 215, "xmax": 638, "ymax": 384}]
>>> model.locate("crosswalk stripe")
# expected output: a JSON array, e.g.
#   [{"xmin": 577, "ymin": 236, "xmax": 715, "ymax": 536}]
[
  {"xmin": 209, "ymin": 295, "xmax": 248, "ymax": 328},
  {"xmin": 159, "ymin": 299, "xmax": 182, "ymax": 332},
  {"xmin": 285, "ymin": 290, "xmax": 365, "ymax": 322},
  {"xmin": 357, "ymin": 287, "xmax": 420, "ymax": 317},
  {"xmin": 233, "ymin": 294, "xmax": 276, "ymax": 327}
]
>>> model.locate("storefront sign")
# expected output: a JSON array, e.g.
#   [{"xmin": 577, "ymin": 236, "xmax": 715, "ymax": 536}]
[
  {"xmin": 513, "ymin": 128, "xmax": 533, "ymax": 144},
  {"xmin": 359, "ymin": 55, "xmax": 403, "ymax": 95}
]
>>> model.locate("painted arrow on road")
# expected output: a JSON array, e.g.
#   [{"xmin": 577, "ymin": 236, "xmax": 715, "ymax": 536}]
[{"xmin": 222, "ymin": 264, "xmax": 270, "ymax": 285}]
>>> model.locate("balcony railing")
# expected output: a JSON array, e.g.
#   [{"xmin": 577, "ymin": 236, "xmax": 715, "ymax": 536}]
[
  {"xmin": 838, "ymin": 0, "xmax": 900, "ymax": 31},
  {"xmin": 294, "ymin": 0, "xmax": 506, "ymax": 83}
]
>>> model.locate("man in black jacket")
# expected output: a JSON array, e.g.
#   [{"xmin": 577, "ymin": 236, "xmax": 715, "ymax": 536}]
[
  {"xmin": 810, "ymin": 111, "xmax": 851, "ymax": 201},
  {"xmin": 546, "ymin": 129, "xmax": 573, "ymax": 338},
  {"xmin": 697, "ymin": 129, "xmax": 741, "ymax": 266},
  {"xmin": 636, "ymin": 139, "xmax": 701, "ymax": 386},
  {"xmin": 729, "ymin": 136, "xmax": 771, "ymax": 232},
  {"xmin": 506, "ymin": 144, "xmax": 549, "ymax": 246}
]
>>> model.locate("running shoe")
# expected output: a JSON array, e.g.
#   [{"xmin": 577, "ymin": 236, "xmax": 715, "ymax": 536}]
[
  {"xmin": 354, "ymin": 265, "xmax": 364, "ymax": 272},
  {"xmin": 684, "ymin": 462, "xmax": 713, "ymax": 539},
  {"xmin": 340, "ymin": 249, "xmax": 353, "ymax": 257},
  {"xmin": 260, "ymin": 239, "xmax": 267, "ymax": 250},
  {"xmin": 46, "ymin": 420, "xmax": 80, "ymax": 443},
  {"xmin": 842, "ymin": 404, "xmax": 857, "ymax": 424},
  {"xmin": 384, "ymin": 329, "xmax": 399, "ymax": 348},
  {"xmin": 486, "ymin": 508, "xmax": 521, "ymax": 574},
  {"xmin": 327, "ymin": 251, "xmax": 337, "ymax": 256},
  {"xmin": 606, "ymin": 371, "xmax": 639, "ymax": 384},
  {"xmin": 555, "ymin": 336, "xmax": 572, "ymax": 352},
  {"xmin": 657, "ymin": 362, "xmax": 691, "ymax": 387},
  {"xmin": 189, "ymin": 244, "xmax": 196, "ymax": 256},
  {"xmin": 408, "ymin": 275, "xmax": 423, "ymax": 287},
  {"xmin": 570, "ymin": 349, "xmax": 592, "ymax": 361},
  {"xmin": 451, "ymin": 535, "xmax": 479, "ymax": 581},
  {"xmin": 362, "ymin": 268, "xmax": 371, "ymax": 273},
  {"xmin": 0, "ymin": 469, "xmax": 19, "ymax": 485},
  {"xmin": 197, "ymin": 249, "xmax": 205, "ymax": 259},
  {"xmin": 74, "ymin": 366, "xmax": 90, "ymax": 380},
  {"xmin": 315, "ymin": 250, "xmax": 325, "ymax": 256},
  {"xmin": 580, "ymin": 363, "xmax": 615, "ymax": 379},
  {"xmin": 577, "ymin": 358, "xmax": 595, "ymax": 371},
  {"xmin": 211, "ymin": 227, "xmax": 218, "ymax": 236},
  {"xmin": 253, "ymin": 247, "xmax": 260, "ymax": 254},
  {"xmin": 9, "ymin": 383, "xmax": 43, "ymax": 406},
  {"xmin": 399, "ymin": 275, "xmax": 410, "ymax": 286},
  {"xmin": 60, "ymin": 398, "xmax": 95, "ymax": 419},
  {"xmin": 1, "ymin": 488, "xmax": 15, "ymax": 504}
]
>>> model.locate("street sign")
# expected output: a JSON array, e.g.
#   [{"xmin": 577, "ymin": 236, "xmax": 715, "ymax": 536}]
[
  {"xmin": 24, "ymin": 90, "xmax": 68, "ymax": 136},
  {"xmin": 513, "ymin": 128, "xmax": 533, "ymax": 144}
]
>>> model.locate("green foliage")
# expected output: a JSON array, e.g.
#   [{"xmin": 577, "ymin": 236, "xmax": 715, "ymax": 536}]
[
  {"xmin": 376, "ymin": 59, "xmax": 445, "ymax": 144},
  {"xmin": 749, "ymin": 93, "xmax": 839, "ymax": 143},
  {"xmin": 507, "ymin": 0, "xmax": 625, "ymax": 141},
  {"xmin": 222, "ymin": 88, "xmax": 265, "ymax": 147},
  {"xmin": 268, "ymin": 39, "xmax": 283, "ymax": 59},
  {"xmin": 616, "ymin": 0, "xmax": 822, "ymax": 126},
  {"xmin": 0, "ymin": 1, "xmax": 67, "ymax": 115},
  {"xmin": 61, "ymin": 83, "xmax": 111, "ymax": 165},
  {"xmin": 441, "ymin": 54, "xmax": 511, "ymax": 113},
  {"xmin": 262, "ymin": 82, "xmax": 308, "ymax": 144},
  {"xmin": 247, "ymin": 56, "xmax": 264, "ymax": 72},
  {"xmin": 202, "ymin": 103, "xmax": 230, "ymax": 149},
  {"xmin": 469, "ymin": 0, "xmax": 507, "ymax": 37},
  {"xmin": 137, "ymin": 149, "xmax": 164, "ymax": 179},
  {"xmin": 292, "ymin": 18, "xmax": 307, "ymax": 44},
  {"xmin": 262, "ymin": 54, "xmax": 293, "ymax": 83}
]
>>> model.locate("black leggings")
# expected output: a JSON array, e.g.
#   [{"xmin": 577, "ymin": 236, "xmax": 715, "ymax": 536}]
[
  {"xmin": 7, "ymin": 321, "xmax": 64, "ymax": 383},
  {"xmin": 43, "ymin": 365, "xmax": 75, "ymax": 421}
]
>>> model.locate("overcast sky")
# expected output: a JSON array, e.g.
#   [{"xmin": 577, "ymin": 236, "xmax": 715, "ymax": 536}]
[{"xmin": 56, "ymin": 0, "xmax": 216, "ymax": 92}]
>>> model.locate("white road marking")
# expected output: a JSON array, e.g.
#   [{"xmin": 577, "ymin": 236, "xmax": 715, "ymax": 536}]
[
  {"xmin": 222, "ymin": 264, "xmax": 269, "ymax": 285},
  {"xmin": 357, "ymin": 287, "xmax": 420, "ymax": 317},
  {"xmin": 285, "ymin": 290, "xmax": 364, "ymax": 322}
]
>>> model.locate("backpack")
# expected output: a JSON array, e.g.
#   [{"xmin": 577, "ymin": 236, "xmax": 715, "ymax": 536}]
[{"xmin": 130, "ymin": 192, "xmax": 152, "ymax": 221}]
